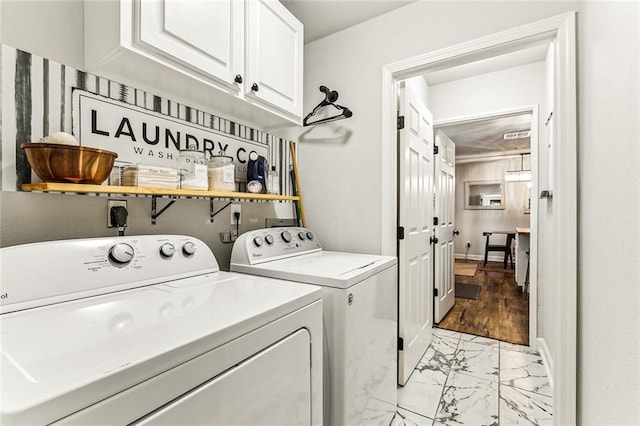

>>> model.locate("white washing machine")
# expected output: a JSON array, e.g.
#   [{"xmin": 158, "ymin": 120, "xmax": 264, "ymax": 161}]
[
  {"xmin": 0, "ymin": 235, "xmax": 322, "ymax": 425},
  {"xmin": 231, "ymin": 227, "xmax": 397, "ymax": 426}
]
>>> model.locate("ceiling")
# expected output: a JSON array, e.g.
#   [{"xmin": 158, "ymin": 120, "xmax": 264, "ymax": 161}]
[
  {"xmin": 437, "ymin": 113, "xmax": 532, "ymax": 159},
  {"xmin": 281, "ymin": 0, "xmax": 415, "ymax": 44}
]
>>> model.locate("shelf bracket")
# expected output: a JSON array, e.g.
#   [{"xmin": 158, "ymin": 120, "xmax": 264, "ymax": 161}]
[
  {"xmin": 210, "ymin": 199, "xmax": 232, "ymax": 222},
  {"xmin": 151, "ymin": 196, "xmax": 178, "ymax": 225}
]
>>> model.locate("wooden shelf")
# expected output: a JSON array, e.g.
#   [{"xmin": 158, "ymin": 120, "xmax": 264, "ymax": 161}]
[
  {"xmin": 22, "ymin": 182, "xmax": 299, "ymax": 225},
  {"xmin": 21, "ymin": 183, "xmax": 299, "ymax": 202}
]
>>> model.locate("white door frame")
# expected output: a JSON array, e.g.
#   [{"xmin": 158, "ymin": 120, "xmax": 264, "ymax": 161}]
[
  {"xmin": 380, "ymin": 12, "xmax": 577, "ymax": 425},
  {"xmin": 434, "ymin": 105, "xmax": 539, "ymax": 347}
]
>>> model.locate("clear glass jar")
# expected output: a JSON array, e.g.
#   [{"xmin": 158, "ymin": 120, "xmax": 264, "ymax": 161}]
[
  {"xmin": 178, "ymin": 145, "xmax": 208, "ymax": 190},
  {"xmin": 267, "ymin": 166, "xmax": 280, "ymax": 194},
  {"xmin": 208, "ymin": 155, "xmax": 236, "ymax": 192}
]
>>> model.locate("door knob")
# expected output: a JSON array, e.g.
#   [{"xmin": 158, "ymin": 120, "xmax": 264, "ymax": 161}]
[
  {"xmin": 251, "ymin": 83, "xmax": 259, "ymax": 92},
  {"xmin": 453, "ymin": 229, "xmax": 460, "ymax": 236},
  {"xmin": 234, "ymin": 74, "xmax": 243, "ymax": 84},
  {"xmin": 430, "ymin": 236, "xmax": 439, "ymax": 244}
]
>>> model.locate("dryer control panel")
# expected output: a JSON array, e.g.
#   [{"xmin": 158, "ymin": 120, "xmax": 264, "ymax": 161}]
[
  {"xmin": 0, "ymin": 235, "xmax": 218, "ymax": 314},
  {"xmin": 231, "ymin": 227, "xmax": 322, "ymax": 265}
]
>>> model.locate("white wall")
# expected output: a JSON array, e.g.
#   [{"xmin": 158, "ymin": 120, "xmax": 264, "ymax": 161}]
[
  {"xmin": 429, "ymin": 61, "xmax": 545, "ymax": 120},
  {"xmin": 454, "ymin": 157, "xmax": 531, "ymax": 259},
  {"xmin": 577, "ymin": 2, "xmax": 640, "ymax": 424},
  {"xmin": 0, "ymin": 0, "xmax": 84, "ymax": 69},
  {"xmin": 404, "ymin": 75, "xmax": 429, "ymax": 106}
]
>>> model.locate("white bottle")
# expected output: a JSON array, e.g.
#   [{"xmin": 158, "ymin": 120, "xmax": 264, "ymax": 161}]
[{"xmin": 268, "ymin": 166, "xmax": 280, "ymax": 194}]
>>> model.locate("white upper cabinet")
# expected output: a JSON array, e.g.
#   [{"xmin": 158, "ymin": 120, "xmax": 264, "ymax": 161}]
[
  {"xmin": 137, "ymin": 0, "xmax": 245, "ymax": 92},
  {"xmin": 84, "ymin": 0, "xmax": 303, "ymax": 126},
  {"xmin": 245, "ymin": 0, "xmax": 303, "ymax": 119}
]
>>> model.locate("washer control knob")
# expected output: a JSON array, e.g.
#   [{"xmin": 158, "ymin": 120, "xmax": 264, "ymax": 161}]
[
  {"xmin": 109, "ymin": 243, "xmax": 134, "ymax": 265},
  {"xmin": 306, "ymin": 231, "xmax": 314, "ymax": 240},
  {"xmin": 253, "ymin": 236, "xmax": 264, "ymax": 247},
  {"xmin": 298, "ymin": 231, "xmax": 306, "ymax": 240},
  {"xmin": 265, "ymin": 234, "xmax": 275, "ymax": 245},
  {"xmin": 281, "ymin": 230, "xmax": 292, "ymax": 243},
  {"xmin": 159, "ymin": 243, "xmax": 176, "ymax": 258},
  {"xmin": 182, "ymin": 241, "xmax": 197, "ymax": 256}
]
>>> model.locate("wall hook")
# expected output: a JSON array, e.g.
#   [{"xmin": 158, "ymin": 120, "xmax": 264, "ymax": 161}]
[{"xmin": 303, "ymin": 85, "xmax": 353, "ymax": 126}]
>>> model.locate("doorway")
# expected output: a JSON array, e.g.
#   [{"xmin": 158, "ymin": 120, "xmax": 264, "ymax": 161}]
[
  {"xmin": 434, "ymin": 107, "xmax": 536, "ymax": 346},
  {"xmin": 382, "ymin": 13, "xmax": 577, "ymax": 424}
]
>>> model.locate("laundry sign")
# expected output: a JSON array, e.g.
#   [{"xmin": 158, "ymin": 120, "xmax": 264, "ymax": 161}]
[{"xmin": 72, "ymin": 90, "xmax": 268, "ymax": 180}]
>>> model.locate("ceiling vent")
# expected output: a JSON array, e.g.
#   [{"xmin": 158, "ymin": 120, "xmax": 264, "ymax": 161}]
[{"xmin": 503, "ymin": 131, "xmax": 531, "ymax": 140}]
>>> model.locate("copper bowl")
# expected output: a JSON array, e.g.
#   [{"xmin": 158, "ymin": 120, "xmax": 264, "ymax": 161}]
[{"xmin": 21, "ymin": 143, "xmax": 118, "ymax": 184}]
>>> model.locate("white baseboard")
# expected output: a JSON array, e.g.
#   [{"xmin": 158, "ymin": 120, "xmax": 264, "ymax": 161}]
[
  {"xmin": 537, "ymin": 337, "xmax": 554, "ymax": 391},
  {"xmin": 454, "ymin": 253, "xmax": 506, "ymax": 262}
]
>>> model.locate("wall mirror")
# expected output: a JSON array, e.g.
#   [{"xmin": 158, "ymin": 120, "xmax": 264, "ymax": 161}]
[{"xmin": 464, "ymin": 180, "xmax": 505, "ymax": 210}]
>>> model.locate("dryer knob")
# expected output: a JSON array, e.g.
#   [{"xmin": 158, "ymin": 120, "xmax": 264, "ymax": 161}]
[
  {"xmin": 265, "ymin": 234, "xmax": 275, "ymax": 245},
  {"xmin": 306, "ymin": 231, "xmax": 314, "ymax": 240},
  {"xmin": 159, "ymin": 243, "xmax": 176, "ymax": 258},
  {"xmin": 298, "ymin": 231, "xmax": 306, "ymax": 240},
  {"xmin": 281, "ymin": 230, "xmax": 292, "ymax": 243},
  {"xmin": 182, "ymin": 241, "xmax": 197, "ymax": 256},
  {"xmin": 253, "ymin": 236, "xmax": 264, "ymax": 247},
  {"xmin": 109, "ymin": 243, "xmax": 134, "ymax": 265}
]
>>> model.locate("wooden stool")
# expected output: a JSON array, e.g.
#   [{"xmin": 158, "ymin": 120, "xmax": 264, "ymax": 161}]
[{"xmin": 483, "ymin": 231, "xmax": 515, "ymax": 269}]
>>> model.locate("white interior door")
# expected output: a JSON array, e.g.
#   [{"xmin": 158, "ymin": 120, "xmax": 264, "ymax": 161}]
[
  {"xmin": 397, "ymin": 83, "xmax": 434, "ymax": 385},
  {"xmin": 434, "ymin": 131, "xmax": 456, "ymax": 323}
]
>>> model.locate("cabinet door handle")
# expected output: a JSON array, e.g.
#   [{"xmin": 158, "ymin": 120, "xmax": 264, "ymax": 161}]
[
  {"xmin": 251, "ymin": 83, "xmax": 259, "ymax": 92},
  {"xmin": 234, "ymin": 74, "xmax": 243, "ymax": 84}
]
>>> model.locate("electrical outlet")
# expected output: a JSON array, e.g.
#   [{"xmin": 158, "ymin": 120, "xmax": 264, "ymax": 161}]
[
  {"xmin": 230, "ymin": 204, "xmax": 241, "ymax": 225},
  {"xmin": 107, "ymin": 199, "xmax": 127, "ymax": 228},
  {"xmin": 466, "ymin": 241, "xmax": 471, "ymax": 248}
]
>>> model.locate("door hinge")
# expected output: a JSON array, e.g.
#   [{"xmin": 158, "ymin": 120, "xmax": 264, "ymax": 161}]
[
  {"xmin": 398, "ymin": 337, "xmax": 404, "ymax": 351},
  {"xmin": 434, "ymin": 145, "xmax": 439, "ymax": 155},
  {"xmin": 397, "ymin": 115, "xmax": 405, "ymax": 130},
  {"xmin": 434, "ymin": 288, "xmax": 439, "ymax": 297},
  {"xmin": 398, "ymin": 226, "xmax": 405, "ymax": 240},
  {"xmin": 433, "ymin": 217, "xmax": 439, "ymax": 226}
]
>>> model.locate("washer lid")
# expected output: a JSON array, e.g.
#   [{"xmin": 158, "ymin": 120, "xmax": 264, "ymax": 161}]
[
  {"xmin": 0, "ymin": 272, "xmax": 320, "ymax": 425},
  {"xmin": 231, "ymin": 251, "xmax": 397, "ymax": 289}
]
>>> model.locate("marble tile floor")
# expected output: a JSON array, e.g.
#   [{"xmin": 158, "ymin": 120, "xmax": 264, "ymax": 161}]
[{"xmin": 391, "ymin": 328, "xmax": 552, "ymax": 426}]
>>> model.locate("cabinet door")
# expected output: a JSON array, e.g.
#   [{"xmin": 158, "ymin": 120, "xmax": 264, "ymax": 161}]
[
  {"xmin": 136, "ymin": 0, "xmax": 244, "ymax": 91},
  {"xmin": 245, "ymin": 0, "xmax": 303, "ymax": 119}
]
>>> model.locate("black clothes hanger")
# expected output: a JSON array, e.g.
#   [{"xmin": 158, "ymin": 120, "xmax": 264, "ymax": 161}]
[{"xmin": 303, "ymin": 85, "xmax": 353, "ymax": 126}]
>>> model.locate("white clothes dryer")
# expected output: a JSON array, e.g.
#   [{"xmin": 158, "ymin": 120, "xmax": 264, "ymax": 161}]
[
  {"xmin": 0, "ymin": 235, "xmax": 322, "ymax": 425},
  {"xmin": 231, "ymin": 227, "xmax": 398, "ymax": 426}
]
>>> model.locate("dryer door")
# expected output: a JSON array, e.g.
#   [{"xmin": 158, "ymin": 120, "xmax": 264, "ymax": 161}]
[{"xmin": 135, "ymin": 329, "xmax": 312, "ymax": 425}]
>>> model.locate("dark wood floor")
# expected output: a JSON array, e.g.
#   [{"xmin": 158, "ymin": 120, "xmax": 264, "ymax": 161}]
[{"xmin": 436, "ymin": 259, "xmax": 529, "ymax": 345}]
